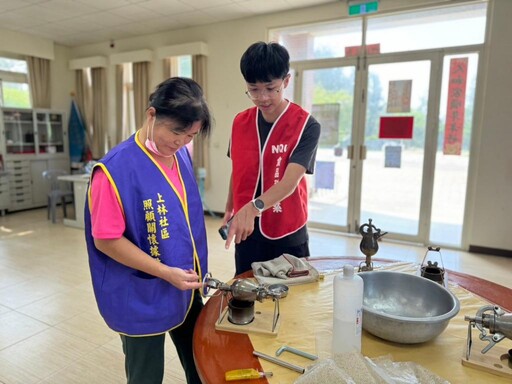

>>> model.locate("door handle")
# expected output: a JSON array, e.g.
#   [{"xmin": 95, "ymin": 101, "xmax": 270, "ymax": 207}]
[
  {"xmin": 347, "ymin": 145, "xmax": 354, "ymax": 159},
  {"xmin": 360, "ymin": 145, "xmax": 367, "ymax": 160}
]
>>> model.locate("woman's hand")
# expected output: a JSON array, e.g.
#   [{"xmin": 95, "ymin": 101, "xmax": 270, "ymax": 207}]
[
  {"xmin": 94, "ymin": 238, "xmax": 203, "ymax": 290},
  {"xmin": 160, "ymin": 267, "xmax": 203, "ymax": 290}
]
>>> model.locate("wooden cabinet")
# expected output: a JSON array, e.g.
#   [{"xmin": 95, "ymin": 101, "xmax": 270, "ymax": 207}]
[{"xmin": 0, "ymin": 108, "xmax": 70, "ymax": 212}]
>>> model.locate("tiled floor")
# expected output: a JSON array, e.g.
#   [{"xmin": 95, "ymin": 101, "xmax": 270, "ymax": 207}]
[{"xmin": 0, "ymin": 208, "xmax": 511, "ymax": 383}]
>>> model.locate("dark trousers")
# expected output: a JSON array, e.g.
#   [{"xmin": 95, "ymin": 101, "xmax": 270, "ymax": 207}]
[
  {"xmin": 234, "ymin": 236, "xmax": 310, "ymax": 276},
  {"xmin": 120, "ymin": 291, "xmax": 204, "ymax": 384}
]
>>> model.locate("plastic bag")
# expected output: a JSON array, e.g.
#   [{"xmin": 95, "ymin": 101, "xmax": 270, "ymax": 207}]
[
  {"xmin": 293, "ymin": 352, "xmax": 450, "ymax": 384},
  {"xmin": 294, "ymin": 359, "xmax": 355, "ymax": 384}
]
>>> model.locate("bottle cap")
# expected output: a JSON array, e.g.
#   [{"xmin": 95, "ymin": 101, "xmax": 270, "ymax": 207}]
[{"xmin": 343, "ymin": 264, "xmax": 355, "ymax": 277}]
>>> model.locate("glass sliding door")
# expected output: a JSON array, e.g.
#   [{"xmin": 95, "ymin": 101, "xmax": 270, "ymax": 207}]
[
  {"xmin": 360, "ymin": 59, "xmax": 432, "ymax": 236},
  {"xmin": 298, "ymin": 66, "xmax": 356, "ymax": 230},
  {"xmin": 429, "ymin": 53, "xmax": 479, "ymax": 246},
  {"xmin": 275, "ymin": 1, "xmax": 487, "ymax": 248}
]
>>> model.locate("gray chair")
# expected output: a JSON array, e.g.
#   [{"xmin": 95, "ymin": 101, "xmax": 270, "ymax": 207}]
[{"xmin": 42, "ymin": 169, "xmax": 74, "ymax": 223}]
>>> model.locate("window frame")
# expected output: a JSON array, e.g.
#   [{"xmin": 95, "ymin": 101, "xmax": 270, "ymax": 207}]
[{"xmin": 0, "ymin": 58, "xmax": 32, "ymax": 108}]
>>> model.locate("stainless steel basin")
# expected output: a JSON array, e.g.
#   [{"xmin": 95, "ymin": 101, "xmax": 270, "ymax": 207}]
[{"xmin": 359, "ymin": 271, "xmax": 460, "ymax": 344}]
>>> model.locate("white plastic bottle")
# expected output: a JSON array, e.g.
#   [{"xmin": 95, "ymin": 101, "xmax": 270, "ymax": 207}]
[{"xmin": 332, "ymin": 264, "xmax": 364, "ymax": 355}]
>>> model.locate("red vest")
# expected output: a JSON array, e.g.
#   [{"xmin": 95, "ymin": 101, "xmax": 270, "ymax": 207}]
[{"xmin": 231, "ymin": 102, "xmax": 310, "ymax": 239}]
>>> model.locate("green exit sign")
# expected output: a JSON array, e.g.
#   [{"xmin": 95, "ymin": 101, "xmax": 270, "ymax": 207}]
[{"xmin": 348, "ymin": 0, "xmax": 379, "ymax": 16}]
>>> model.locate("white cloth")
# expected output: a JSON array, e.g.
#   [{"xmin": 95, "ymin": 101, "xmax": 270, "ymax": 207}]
[{"xmin": 251, "ymin": 254, "xmax": 320, "ymax": 286}]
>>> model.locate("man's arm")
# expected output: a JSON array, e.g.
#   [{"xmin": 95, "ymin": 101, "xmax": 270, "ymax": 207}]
[
  {"xmin": 222, "ymin": 173, "xmax": 234, "ymax": 226},
  {"xmin": 225, "ymin": 163, "xmax": 306, "ymax": 247},
  {"xmin": 224, "ymin": 115, "xmax": 320, "ymax": 247}
]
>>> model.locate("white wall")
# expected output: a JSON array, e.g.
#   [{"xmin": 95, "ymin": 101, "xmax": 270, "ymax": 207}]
[
  {"xmin": 5, "ymin": 0, "xmax": 508, "ymax": 252},
  {"xmin": 467, "ymin": 0, "xmax": 512, "ymax": 251},
  {"xmin": 0, "ymin": 28, "xmax": 54, "ymax": 60},
  {"xmin": 50, "ymin": 45, "xmax": 73, "ymax": 114}
]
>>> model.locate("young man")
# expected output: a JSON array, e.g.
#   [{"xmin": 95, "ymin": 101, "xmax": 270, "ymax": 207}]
[{"xmin": 223, "ymin": 41, "xmax": 321, "ymax": 275}]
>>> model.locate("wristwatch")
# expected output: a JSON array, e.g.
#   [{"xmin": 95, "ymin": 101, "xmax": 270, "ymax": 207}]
[{"xmin": 251, "ymin": 198, "xmax": 265, "ymax": 215}]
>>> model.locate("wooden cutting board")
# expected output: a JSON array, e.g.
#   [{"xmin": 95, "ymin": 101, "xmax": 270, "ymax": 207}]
[
  {"xmin": 461, "ymin": 338, "xmax": 512, "ymax": 379},
  {"xmin": 215, "ymin": 305, "xmax": 281, "ymax": 336}
]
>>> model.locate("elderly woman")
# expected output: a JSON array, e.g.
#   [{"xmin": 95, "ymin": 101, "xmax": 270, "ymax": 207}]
[{"xmin": 85, "ymin": 77, "xmax": 212, "ymax": 384}]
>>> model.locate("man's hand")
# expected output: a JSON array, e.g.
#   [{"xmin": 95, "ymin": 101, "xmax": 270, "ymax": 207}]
[
  {"xmin": 221, "ymin": 210, "xmax": 233, "ymax": 227},
  {"xmin": 224, "ymin": 202, "xmax": 260, "ymax": 249}
]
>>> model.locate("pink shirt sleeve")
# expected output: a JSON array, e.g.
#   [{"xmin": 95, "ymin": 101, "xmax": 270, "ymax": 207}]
[{"xmin": 90, "ymin": 168, "xmax": 126, "ymax": 239}]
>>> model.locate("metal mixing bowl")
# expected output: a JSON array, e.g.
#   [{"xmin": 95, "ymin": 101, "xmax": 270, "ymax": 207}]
[{"xmin": 359, "ymin": 271, "xmax": 460, "ymax": 344}]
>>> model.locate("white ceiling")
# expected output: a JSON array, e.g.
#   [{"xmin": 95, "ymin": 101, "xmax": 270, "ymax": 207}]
[{"xmin": 0, "ymin": 0, "xmax": 339, "ymax": 48}]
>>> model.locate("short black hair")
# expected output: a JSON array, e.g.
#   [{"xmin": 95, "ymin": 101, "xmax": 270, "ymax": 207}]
[
  {"xmin": 240, "ymin": 41, "xmax": 290, "ymax": 83},
  {"xmin": 148, "ymin": 77, "xmax": 212, "ymax": 138}
]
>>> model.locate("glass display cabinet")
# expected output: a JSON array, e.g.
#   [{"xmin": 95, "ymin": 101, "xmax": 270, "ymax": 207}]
[
  {"xmin": 3, "ymin": 108, "xmax": 35, "ymax": 155},
  {"xmin": 0, "ymin": 107, "xmax": 69, "ymax": 212},
  {"xmin": 1, "ymin": 108, "xmax": 66, "ymax": 156},
  {"xmin": 35, "ymin": 111, "xmax": 65, "ymax": 155}
]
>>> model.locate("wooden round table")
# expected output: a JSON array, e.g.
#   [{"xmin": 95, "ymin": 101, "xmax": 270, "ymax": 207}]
[{"xmin": 193, "ymin": 257, "xmax": 512, "ymax": 383}]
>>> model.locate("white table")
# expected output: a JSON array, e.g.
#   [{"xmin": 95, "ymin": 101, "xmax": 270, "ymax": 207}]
[{"xmin": 57, "ymin": 174, "xmax": 90, "ymax": 229}]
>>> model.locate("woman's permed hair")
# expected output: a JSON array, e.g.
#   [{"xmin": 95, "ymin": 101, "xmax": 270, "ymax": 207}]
[{"xmin": 148, "ymin": 77, "xmax": 212, "ymax": 137}]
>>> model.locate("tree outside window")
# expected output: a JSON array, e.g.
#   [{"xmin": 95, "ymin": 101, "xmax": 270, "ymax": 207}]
[{"xmin": 0, "ymin": 57, "xmax": 31, "ymax": 108}]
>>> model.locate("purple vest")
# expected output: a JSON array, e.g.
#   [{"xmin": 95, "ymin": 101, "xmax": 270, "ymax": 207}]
[{"xmin": 84, "ymin": 133, "xmax": 207, "ymax": 335}]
